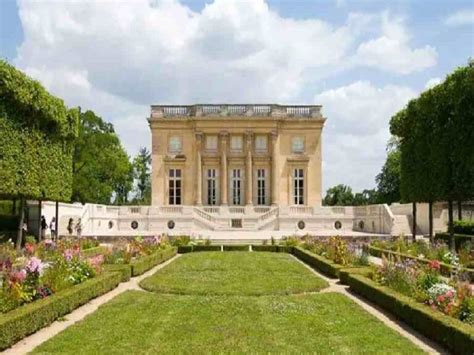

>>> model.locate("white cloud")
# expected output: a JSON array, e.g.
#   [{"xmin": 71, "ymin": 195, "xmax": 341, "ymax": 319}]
[
  {"xmin": 355, "ymin": 13, "xmax": 437, "ymax": 74},
  {"xmin": 445, "ymin": 9, "xmax": 474, "ymax": 26},
  {"xmin": 425, "ymin": 77, "xmax": 442, "ymax": 89},
  {"xmin": 315, "ymin": 81, "xmax": 416, "ymax": 191}
]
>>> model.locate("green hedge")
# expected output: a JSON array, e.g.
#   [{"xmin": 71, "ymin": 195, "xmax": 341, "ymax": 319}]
[
  {"xmin": 103, "ymin": 264, "xmax": 131, "ymax": 282},
  {"xmin": 130, "ymin": 247, "xmax": 177, "ymax": 276},
  {"xmin": 252, "ymin": 245, "xmax": 278, "ymax": 252},
  {"xmin": 435, "ymin": 232, "xmax": 474, "ymax": 249},
  {"xmin": 192, "ymin": 245, "xmax": 221, "ymax": 252},
  {"xmin": 178, "ymin": 245, "xmax": 193, "ymax": 253},
  {"xmin": 338, "ymin": 267, "xmax": 371, "ymax": 285},
  {"xmin": 0, "ymin": 214, "xmax": 19, "ymax": 231},
  {"xmin": 292, "ymin": 247, "xmax": 343, "ymax": 278},
  {"xmin": 0, "ymin": 271, "xmax": 121, "ymax": 350},
  {"xmin": 368, "ymin": 246, "xmax": 474, "ymax": 280},
  {"xmin": 80, "ymin": 246, "xmax": 108, "ymax": 258},
  {"xmin": 452, "ymin": 220, "xmax": 474, "ymax": 235},
  {"xmin": 277, "ymin": 245, "xmax": 294, "ymax": 253},
  {"xmin": 223, "ymin": 245, "xmax": 250, "ymax": 252},
  {"xmin": 346, "ymin": 274, "xmax": 474, "ymax": 354}
]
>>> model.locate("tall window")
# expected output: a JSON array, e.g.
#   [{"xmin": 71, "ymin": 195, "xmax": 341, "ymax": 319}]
[
  {"xmin": 230, "ymin": 136, "xmax": 243, "ymax": 152},
  {"xmin": 257, "ymin": 168, "xmax": 266, "ymax": 205},
  {"xmin": 168, "ymin": 136, "xmax": 182, "ymax": 154},
  {"xmin": 292, "ymin": 137, "xmax": 304, "ymax": 154},
  {"xmin": 169, "ymin": 169, "xmax": 182, "ymax": 205},
  {"xmin": 231, "ymin": 169, "xmax": 242, "ymax": 205},
  {"xmin": 293, "ymin": 168, "xmax": 304, "ymax": 205},
  {"xmin": 206, "ymin": 169, "xmax": 217, "ymax": 205},
  {"xmin": 255, "ymin": 135, "xmax": 268, "ymax": 153},
  {"xmin": 205, "ymin": 135, "xmax": 218, "ymax": 151}
]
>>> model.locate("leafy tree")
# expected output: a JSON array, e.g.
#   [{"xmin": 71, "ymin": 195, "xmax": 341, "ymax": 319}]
[
  {"xmin": 323, "ymin": 184, "xmax": 354, "ymax": 206},
  {"xmin": 376, "ymin": 148, "xmax": 401, "ymax": 204},
  {"xmin": 72, "ymin": 110, "xmax": 133, "ymax": 204},
  {"xmin": 353, "ymin": 189, "xmax": 379, "ymax": 206},
  {"xmin": 132, "ymin": 147, "xmax": 151, "ymax": 204}
]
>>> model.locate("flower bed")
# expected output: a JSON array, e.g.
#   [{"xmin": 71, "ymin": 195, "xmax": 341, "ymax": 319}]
[
  {"xmin": 346, "ymin": 274, "xmax": 474, "ymax": 354},
  {"xmin": 0, "ymin": 271, "xmax": 121, "ymax": 350},
  {"xmin": 292, "ymin": 247, "xmax": 344, "ymax": 278}
]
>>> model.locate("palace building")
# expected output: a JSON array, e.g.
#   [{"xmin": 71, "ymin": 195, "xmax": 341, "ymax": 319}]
[{"xmin": 149, "ymin": 104, "xmax": 325, "ymax": 209}]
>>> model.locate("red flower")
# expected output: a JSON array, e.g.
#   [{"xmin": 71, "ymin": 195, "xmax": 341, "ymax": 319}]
[
  {"xmin": 429, "ymin": 260, "xmax": 441, "ymax": 271},
  {"xmin": 25, "ymin": 243, "xmax": 35, "ymax": 255}
]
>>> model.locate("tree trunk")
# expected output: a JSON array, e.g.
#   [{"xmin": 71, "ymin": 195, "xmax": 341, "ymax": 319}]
[
  {"xmin": 55, "ymin": 201, "xmax": 59, "ymax": 241},
  {"xmin": 457, "ymin": 201, "xmax": 462, "ymax": 220},
  {"xmin": 412, "ymin": 202, "xmax": 417, "ymax": 242},
  {"xmin": 38, "ymin": 199, "xmax": 42, "ymax": 241},
  {"xmin": 448, "ymin": 200, "xmax": 455, "ymax": 250},
  {"xmin": 428, "ymin": 201, "xmax": 433, "ymax": 242},
  {"xmin": 16, "ymin": 197, "xmax": 25, "ymax": 252}
]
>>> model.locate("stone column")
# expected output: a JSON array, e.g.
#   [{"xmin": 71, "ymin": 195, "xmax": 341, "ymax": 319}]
[
  {"xmin": 220, "ymin": 131, "xmax": 228, "ymax": 205},
  {"xmin": 195, "ymin": 132, "xmax": 203, "ymax": 205},
  {"xmin": 246, "ymin": 131, "xmax": 253, "ymax": 205},
  {"xmin": 271, "ymin": 131, "xmax": 278, "ymax": 205}
]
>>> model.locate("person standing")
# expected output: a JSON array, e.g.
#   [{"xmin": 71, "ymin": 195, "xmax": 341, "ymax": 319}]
[
  {"xmin": 40, "ymin": 215, "xmax": 47, "ymax": 240},
  {"xmin": 50, "ymin": 217, "xmax": 57, "ymax": 240},
  {"xmin": 67, "ymin": 218, "xmax": 74, "ymax": 236},
  {"xmin": 75, "ymin": 218, "xmax": 82, "ymax": 238}
]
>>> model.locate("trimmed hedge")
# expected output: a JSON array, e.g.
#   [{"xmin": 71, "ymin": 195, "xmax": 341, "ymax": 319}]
[
  {"xmin": 368, "ymin": 246, "xmax": 474, "ymax": 280},
  {"xmin": 192, "ymin": 245, "xmax": 221, "ymax": 252},
  {"xmin": 452, "ymin": 220, "xmax": 474, "ymax": 235},
  {"xmin": 0, "ymin": 271, "xmax": 121, "ymax": 350},
  {"xmin": 178, "ymin": 245, "xmax": 193, "ymax": 253},
  {"xmin": 252, "ymin": 245, "xmax": 278, "ymax": 252},
  {"xmin": 81, "ymin": 246, "xmax": 108, "ymax": 258},
  {"xmin": 103, "ymin": 264, "xmax": 131, "ymax": 282},
  {"xmin": 277, "ymin": 245, "xmax": 294, "ymax": 253},
  {"xmin": 223, "ymin": 245, "xmax": 250, "ymax": 252},
  {"xmin": 338, "ymin": 267, "xmax": 371, "ymax": 285},
  {"xmin": 130, "ymin": 247, "xmax": 177, "ymax": 276},
  {"xmin": 292, "ymin": 247, "xmax": 343, "ymax": 278},
  {"xmin": 346, "ymin": 274, "xmax": 474, "ymax": 354}
]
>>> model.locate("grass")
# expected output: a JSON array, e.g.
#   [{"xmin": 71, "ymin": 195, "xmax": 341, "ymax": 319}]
[
  {"xmin": 33, "ymin": 290, "xmax": 423, "ymax": 354},
  {"xmin": 139, "ymin": 252, "xmax": 329, "ymax": 295}
]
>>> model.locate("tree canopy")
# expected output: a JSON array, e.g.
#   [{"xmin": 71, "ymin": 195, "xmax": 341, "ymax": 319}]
[
  {"xmin": 375, "ymin": 148, "xmax": 401, "ymax": 204},
  {"xmin": 131, "ymin": 147, "xmax": 151, "ymax": 205},
  {"xmin": 72, "ymin": 110, "xmax": 133, "ymax": 204},
  {"xmin": 0, "ymin": 60, "xmax": 79, "ymax": 201}
]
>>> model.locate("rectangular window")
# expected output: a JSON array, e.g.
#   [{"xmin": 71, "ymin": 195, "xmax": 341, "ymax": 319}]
[
  {"xmin": 231, "ymin": 169, "xmax": 242, "ymax": 205},
  {"xmin": 206, "ymin": 169, "xmax": 217, "ymax": 205},
  {"xmin": 230, "ymin": 136, "xmax": 243, "ymax": 152},
  {"xmin": 293, "ymin": 168, "xmax": 304, "ymax": 205},
  {"xmin": 255, "ymin": 135, "xmax": 268, "ymax": 153},
  {"xmin": 205, "ymin": 135, "xmax": 218, "ymax": 151},
  {"xmin": 169, "ymin": 168, "xmax": 182, "ymax": 205},
  {"xmin": 292, "ymin": 136, "xmax": 304, "ymax": 154},
  {"xmin": 168, "ymin": 136, "xmax": 182, "ymax": 154},
  {"xmin": 257, "ymin": 168, "xmax": 266, "ymax": 205}
]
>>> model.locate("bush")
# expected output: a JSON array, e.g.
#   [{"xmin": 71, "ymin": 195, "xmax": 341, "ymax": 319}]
[
  {"xmin": 346, "ymin": 274, "xmax": 474, "ymax": 354},
  {"xmin": 80, "ymin": 246, "xmax": 108, "ymax": 258},
  {"xmin": 252, "ymin": 245, "xmax": 278, "ymax": 252},
  {"xmin": 292, "ymin": 247, "xmax": 343, "ymax": 278},
  {"xmin": 277, "ymin": 245, "xmax": 294, "ymax": 253},
  {"xmin": 0, "ymin": 214, "xmax": 19, "ymax": 231},
  {"xmin": 338, "ymin": 267, "xmax": 371, "ymax": 285},
  {"xmin": 130, "ymin": 247, "xmax": 177, "ymax": 276},
  {"xmin": 193, "ymin": 245, "xmax": 221, "ymax": 252},
  {"xmin": 452, "ymin": 220, "xmax": 474, "ymax": 235},
  {"xmin": 103, "ymin": 264, "xmax": 131, "ymax": 282},
  {"xmin": 0, "ymin": 271, "xmax": 121, "ymax": 350},
  {"xmin": 178, "ymin": 245, "xmax": 193, "ymax": 254},
  {"xmin": 223, "ymin": 245, "xmax": 249, "ymax": 252},
  {"xmin": 435, "ymin": 233, "xmax": 474, "ymax": 249}
]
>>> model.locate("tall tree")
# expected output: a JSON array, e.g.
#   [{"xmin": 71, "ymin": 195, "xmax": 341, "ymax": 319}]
[
  {"xmin": 132, "ymin": 147, "xmax": 151, "ymax": 204},
  {"xmin": 323, "ymin": 184, "xmax": 354, "ymax": 206},
  {"xmin": 376, "ymin": 148, "xmax": 401, "ymax": 204},
  {"xmin": 72, "ymin": 110, "xmax": 133, "ymax": 204}
]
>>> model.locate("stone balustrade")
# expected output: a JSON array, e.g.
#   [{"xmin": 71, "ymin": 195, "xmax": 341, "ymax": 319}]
[{"xmin": 150, "ymin": 104, "xmax": 322, "ymax": 119}]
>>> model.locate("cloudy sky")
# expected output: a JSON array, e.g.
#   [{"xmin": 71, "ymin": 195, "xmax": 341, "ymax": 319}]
[{"xmin": 1, "ymin": 0, "xmax": 473, "ymax": 193}]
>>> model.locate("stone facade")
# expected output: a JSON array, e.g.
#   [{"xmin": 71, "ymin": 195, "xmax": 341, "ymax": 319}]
[{"xmin": 149, "ymin": 104, "xmax": 325, "ymax": 208}]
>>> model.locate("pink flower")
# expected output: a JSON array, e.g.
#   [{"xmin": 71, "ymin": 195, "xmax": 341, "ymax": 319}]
[
  {"xmin": 63, "ymin": 249, "xmax": 74, "ymax": 262},
  {"xmin": 25, "ymin": 243, "xmax": 35, "ymax": 255},
  {"xmin": 10, "ymin": 269, "xmax": 27, "ymax": 283},
  {"xmin": 429, "ymin": 260, "xmax": 441, "ymax": 271},
  {"xmin": 26, "ymin": 257, "xmax": 44, "ymax": 274},
  {"xmin": 437, "ymin": 295, "xmax": 445, "ymax": 303}
]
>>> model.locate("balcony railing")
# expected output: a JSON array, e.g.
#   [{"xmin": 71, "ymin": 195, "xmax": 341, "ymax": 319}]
[{"xmin": 150, "ymin": 104, "xmax": 322, "ymax": 119}]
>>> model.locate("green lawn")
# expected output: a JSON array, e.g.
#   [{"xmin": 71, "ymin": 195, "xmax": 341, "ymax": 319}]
[
  {"xmin": 33, "ymin": 291, "xmax": 423, "ymax": 354},
  {"xmin": 32, "ymin": 252, "xmax": 425, "ymax": 354},
  {"xmin": 140, "ymin": 251, "xmax": 328, "ymax": 295}
]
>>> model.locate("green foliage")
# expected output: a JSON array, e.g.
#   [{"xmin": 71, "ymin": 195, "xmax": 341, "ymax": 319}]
[
  {"xmin": 222, "ymin": 245, "xmax": 249, "ymax": 251},
  {"xmin": 102, "ymin": 264, "xmax": 131, "ymax": 282},
  {"xmin": 132, "ymin": 147, "xmax": 151, "ymax": 204},
  {"xmin": 72, "ymin": 110, "xmax": 133, "ymax": 204},
  {"xmin": 130, "ymin": 247, "xmax": 177, "ymax": 276},
  {"xmin": 0, "ymin": 61, "xmax": 79, "ymax": 201},
  {"xmin": 0, "ymin": 215, "xmax": 19, "ymax": 231},
  {"xmin": 453, "ymin": 220, "xmax": 474, "ymax": 235},
  {"xmin": 323, "ymin": 184, "xmax": 354, "ymax": 206},
  {"xmin": 376, "ymin": 148, "xmax": 401, "ymax": 204},
  {"xmin": 292, "ymin": 247, "xmax": 344, "ymax": 278},
  {"xmin": 0, "ymin": 272, "xmax": 121, "ymax": 350}
]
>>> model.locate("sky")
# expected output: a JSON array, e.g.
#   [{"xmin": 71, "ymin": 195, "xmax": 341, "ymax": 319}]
[{"xmin": 1, "ymin": 0, "xmax": 473, "ymax": 193}]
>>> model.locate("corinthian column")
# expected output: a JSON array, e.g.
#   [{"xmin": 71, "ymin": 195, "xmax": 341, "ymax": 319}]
[
  {"xmin": 195, "ymin": 132, "xmax": 203, "ymax": 205},
  {"xmin": 271, "ymin": 131, "xmax": 278, "ymax": 205},
  {"xmin": 246, "ymin": 130, "xmax": 253, "ymax": 205},
  {"xmin": 220, "ymin": 131, "xmax": 228, "ymax": 205}
]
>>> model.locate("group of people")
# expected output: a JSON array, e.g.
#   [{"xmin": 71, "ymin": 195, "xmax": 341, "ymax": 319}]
[{"xmin": 36, "ymin": 216, "xmax": 83, "ymax": 240}]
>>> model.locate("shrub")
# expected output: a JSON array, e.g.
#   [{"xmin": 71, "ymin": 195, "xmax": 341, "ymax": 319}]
[
  {"xmin": 223, "ymin": 245, "xmax": 249, "ymax": 252},
  {"xmin": 452, "ymin": 220, "xmax": 474, "ymax": 235},
  {"xmin": 0, "ymin": 271, "xmax": 121, "ymax": 350},
  {"xmin": 193, "ymin": 245, "xmax": 221, "ymax": 252},
  {"xmin": 130, "ymin": 247, "xmax": 177, "ymax": 276},
  {"xmin": 103, "ymin": 264, "xmax": 131, "ymax": 282},
  {"xmin": 292, "ymin": 247, "xmax": 343, "ymax": 278},
  {"xmin": 178, "ymin": 245, "xmax": 193, "ymax": 253},
  {"xmin": 252, "ymin": 245, "xmax": 278, "ymax": 252}
]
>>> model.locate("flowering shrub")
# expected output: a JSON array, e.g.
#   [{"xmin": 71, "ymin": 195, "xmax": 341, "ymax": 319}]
[
  {"xmin": 105, "ymin": 235, "xmax": 169, "ymax": 265},
  {"xmin": 427, "ymin": 283, "xmax": 457, "ymax": 314}
]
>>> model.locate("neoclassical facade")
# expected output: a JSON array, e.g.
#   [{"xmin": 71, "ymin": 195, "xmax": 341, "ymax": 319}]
[{"xmin": 149, "ymin": 104, "xmax": 325, "ymax": 208}]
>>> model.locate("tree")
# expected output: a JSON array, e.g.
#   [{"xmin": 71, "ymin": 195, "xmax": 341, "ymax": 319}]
[
  {"xmin": 376, "ymin": 148, "xmax": 401, "ymax": 204},
  {"xmin": 132, "ymin": 147, "xmax": 151, "ymax": 204},
  {"xmin": 323, "ymin": 184, "xmax": 354, "ymax": 206},
  {"xmin": 0, "ymin": 61, "xmax": 79, "ymax": 249},
  {"xmin": 72, "ymin": 110, "xmax": 133, "ymax": 204},
  {"xmin": 353, "ymin": 189, "xmax": 378, "ymax": 206}
]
